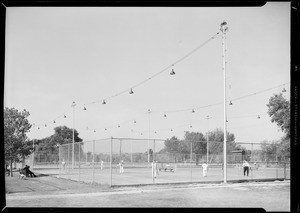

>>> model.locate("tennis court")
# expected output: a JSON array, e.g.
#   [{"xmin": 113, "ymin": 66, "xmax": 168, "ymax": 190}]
[{"xmin": 52, "ymin": 162, "xmax": 289, "ymax": 186}]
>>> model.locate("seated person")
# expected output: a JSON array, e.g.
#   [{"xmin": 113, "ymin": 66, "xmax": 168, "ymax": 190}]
[{"xmin": 22, "ymin": 165, "xmax": 37, "ymax": 177}]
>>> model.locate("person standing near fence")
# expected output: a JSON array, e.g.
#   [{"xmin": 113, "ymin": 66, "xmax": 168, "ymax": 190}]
[
  {"xmin": 62, "ymin": 159, "xmax": 66, "ymax": 170},
  {"xmin": 242, "ymin": 160, "xmax": 250, "ymax": 176},
  {"xmin": 202, "ymin": 163, "xmax": 208, "ymax": 177},
  {"xmin": 119, "ymin": 160, "xmax": 124, "ymax": 174},
  {"xmin": 100, "ymin": 160, "xmax": 104, "ymax": 170},
  {"xmin": 152, "ymin": 160, "xmax": 158, "ymax": 178}
]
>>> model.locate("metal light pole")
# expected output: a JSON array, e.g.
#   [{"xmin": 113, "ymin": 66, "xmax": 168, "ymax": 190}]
[
  {"xmin": 147, "ymin": 109, "xmax": 151, "ymax": 168},
  {"xmin": 221, "ymin": 21, "xmax": 229, "ymax": 183},
  {"xmin": 71, "ymin": 101, "xmax": 76, "ymax": 169}
]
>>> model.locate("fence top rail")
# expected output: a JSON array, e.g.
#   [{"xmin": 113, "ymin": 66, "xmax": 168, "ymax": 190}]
[
  {"xmin": 58, "ymin": 137, "xmax": 276, "ymax": 146},
  {"xmin": 111, "ymin": 138, "xmax": 268, "ymax": 145}
]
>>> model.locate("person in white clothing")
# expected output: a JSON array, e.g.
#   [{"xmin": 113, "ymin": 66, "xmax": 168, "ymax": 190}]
[
  {"xmin": 119, "ymin": 160, "xmax": 124, "ymax": 174},
  {"xmin": 62, "ymin": 159, "xmax": 66, "ymax": 170},
  {"xmin": 100, "ymin": 160, "xmax": 104, "ymax": 170},
  {"xmin": 242, "ymin": 160, "xmax": 250, "ymax": 176},
  {"xmin": 152, "ymin": 160, "xmax": 158, "ymax": 178},
  {"xmin": 202, "ymin": 163, "xmax": 208, "ymax": 177}
]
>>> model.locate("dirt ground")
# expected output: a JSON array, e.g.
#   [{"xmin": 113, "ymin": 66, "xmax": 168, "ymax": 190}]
[{"xmin": 4, "ymin": 171, "xmax": 290, "ymax": 211}]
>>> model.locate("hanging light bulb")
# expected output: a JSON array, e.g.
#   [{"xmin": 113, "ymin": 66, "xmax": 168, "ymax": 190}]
[
  {"xmin": 129, "ymin": 88, "xmax": 134, "ymax": 94},
  {"xmin": 102, "ymin": 100, "xmax": 106, "ymax": 104},
  {"xmin": 282, "ymin": 88, "xmax": 286, "ymax": 92},
  {"xmin": 192, "ymin": 109, "xmax": 195, "ymax": 113},
  {"xmin": 229, "ymin": 101, "xmax": 233, "ymax": 105},
  {"xmin": 170, "ymin": 64, "xmax": 175, "ymax": 75},
  {"xmin": 83, "ymin": 105, "xmax": 87, "ymax": 110},
  {"xmin": 220, "ymin": 21, "xmax": 227, "ymax": 31}
]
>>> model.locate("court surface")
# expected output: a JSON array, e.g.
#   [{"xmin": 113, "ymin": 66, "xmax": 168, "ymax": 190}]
[{"xmin": 39, "ymin": 164, "xmax": 290, "ymax": 186}]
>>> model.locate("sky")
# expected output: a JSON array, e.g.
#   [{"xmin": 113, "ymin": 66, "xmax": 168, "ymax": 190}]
[{"xmin": 4, "ymin": 3, "xmax": 290, "ymax": 151}]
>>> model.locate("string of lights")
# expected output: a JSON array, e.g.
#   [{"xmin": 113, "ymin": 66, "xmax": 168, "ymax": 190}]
[
  {"xmin": 84, "ymin": 31, "xmax": 221, "ymax": 107},
  {"xmin": 34, "ymin": 106, "xmax": 73, "ymax": 130},
  {"xmin": 152, "ymin": 82, "xmax": 289, "ymax": 114},
  {"xmin": 116, "ymin": 113, "xmax": 265, "ymax": 136},
  {"xmin": 33, "ymin": 82, "xmax": 288, "ymax": 134}
]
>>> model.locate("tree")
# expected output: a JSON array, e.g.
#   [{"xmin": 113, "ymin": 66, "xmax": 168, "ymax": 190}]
[
  {"xmin": 206, "ymin": 128, "xmax": 237, "ymax": 163},
  {"xmin": 260, "ymin": 140, "xmax": 278, "ymax": 163},
  {"xmin": 4, "ymin": 107, "xmax": 32, "ymax": 176},
  {"xmin": 208, "ymin": 128, "xmax": 236, "ymax": 153},
  {"xmin": 164, "ymin": 136, "xmax": 188, "ymax": 162},
  {"xmin": 267, "ymin": 93, "xmax": 290, "ymax": 162},
  {"xmin": 183, "ymin": 131, "xmax": 206, "ymax": 165},
  {"xmin": 35, "ymin": 126, "xmax": 83, "ymax": 164},
  {"xmin": 267, "ymin": 93, "xmax": 290, "ymax": 139}
]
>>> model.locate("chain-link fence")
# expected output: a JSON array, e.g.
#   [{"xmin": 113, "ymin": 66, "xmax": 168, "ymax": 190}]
[{"xmin": 57, "ymin": 138, "xmax": 290, "ymax": 186}]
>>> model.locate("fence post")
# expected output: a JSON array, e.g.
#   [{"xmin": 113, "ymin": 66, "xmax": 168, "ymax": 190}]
[
  {"xmin": 58, "ymin": 145, "xmax": 61, "ymax": 178},
  {"xmin": 284, "ymin": 162, "xmax": 286, "ymax": 179},
  {"xmin": 190, "ymin": 141, "xmax": 193, "ymax": 183},
  {"xmin": 276, "ymin": 161, "xmax": 278, "ymax": 179},
  {"xmin": 67, "ymin": 143, "xmax": 70, "ymax": 179},
  {"xmin": 68, "ymin": 143, "xmax": 70, "ymax": 168},
  {"xmin": 251, "ymin": 143, "xmax": 253, "ymax": 180},
  {"xmin": 119, "ymin": 139, "xmax": 122, "ymax": 162},
  {"xmin": 86, "ymin": 142, "xmax": 88, "ymax": 165},
  {"xmin": 79, "ymin": 143, "xmax": 81, "ymax": 182},
  {"xmin": 110, "ymin": 137, "xmax": 113, "ymax": 186},
  {"xmin": 92, "ymin": 140, "xmax": 95, "ymax": 183},
  {"xmin": 153, "ymin": 140, "xmax": 156, "ymax": 161},
  {"xmin": 131, "ymin": 140, "xmax": 133, "ymax": 165}
]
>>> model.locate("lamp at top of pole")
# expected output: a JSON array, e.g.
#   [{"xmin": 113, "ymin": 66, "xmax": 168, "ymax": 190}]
[{"xmin": 220, "ymin": 21, "xmax": 228, "ymax": 32}]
